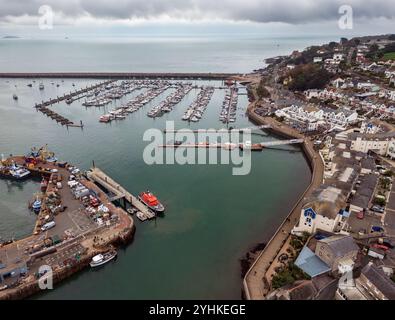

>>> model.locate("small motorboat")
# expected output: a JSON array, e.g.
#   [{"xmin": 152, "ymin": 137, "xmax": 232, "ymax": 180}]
[
  {"xmin": 32, "ymin": 199, "xmax": 42, "ymax": 214},
  {"xmin": 136, "ymin": 211, "xmax": 147, "ymax": 221},
  {"xmin": 90, "ymin": 249, "xmax": 117, "ymax": 268}
]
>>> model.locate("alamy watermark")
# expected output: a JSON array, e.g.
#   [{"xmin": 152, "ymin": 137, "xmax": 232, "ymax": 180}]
[
  {"xmin": 338, "ymin": 4, "xmax": 353, "ymax": 30},
  {"xmin": 38, "ymin": 265, "xmax": 53, "ymax": 290},
  {"xmin": 38, "ymin": 5, "xmax": 54, "ymax": 30},
  {"xmin": 143, "ymin": 121, "xmax": 252, "ymax": 176}
]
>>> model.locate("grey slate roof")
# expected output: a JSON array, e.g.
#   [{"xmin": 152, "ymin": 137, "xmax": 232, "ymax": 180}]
[
  {"xmin": 361, "ymin": 263, "xmax": 395, "ymax": 300},
  {"xmin": 317, "ymin": 235, "xmax": 359, "ymax": 258},
  {"xmin": 350, "ymin": 173, "xmax": 378, "ymax": 208}
]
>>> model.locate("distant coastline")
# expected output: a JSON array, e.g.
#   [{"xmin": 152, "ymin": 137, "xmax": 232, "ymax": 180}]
[{"xmin": 2, "ymin": 36, "xmax": 20, "ymax": 39}]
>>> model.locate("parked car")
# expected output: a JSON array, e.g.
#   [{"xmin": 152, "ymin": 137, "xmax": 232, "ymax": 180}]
[
  {"xmin": 371, "ymin": 226, "xmax": 385, "ymax": 233},
  {"xmin": 41, "ymin": 221, "xmax": 56, "ymax": 232},
  {"xmin": 371, "ymin": 243, "xmax": 390, "ymax": 251},
  {"xmin": 371, "ymin": 205, "xmax": 385, "ymax": 213}
]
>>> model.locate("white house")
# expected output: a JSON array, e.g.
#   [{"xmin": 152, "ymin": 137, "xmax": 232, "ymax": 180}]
[
  {"xmin": 333, "ymin": 53, "xmax": 344, "ymax": 61},
  {"xmin": 276, "ymin": 105, "xmax": 357, "ymax": 130},
  {"xmin": 313, "ymin": 57, "xmax": 323, "ymax": 63},
  {"xmin": 304, "ymin": 89, "xmax": 320, "ymax": 99},
  {"xmin": 292, "ymin": 187, "xmax": 350, "ymax": 235}
]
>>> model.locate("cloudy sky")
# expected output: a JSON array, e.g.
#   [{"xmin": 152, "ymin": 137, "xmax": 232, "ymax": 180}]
[{"xmin": 0, "ymin": 0, "xmax": 394, "ymax": 37}]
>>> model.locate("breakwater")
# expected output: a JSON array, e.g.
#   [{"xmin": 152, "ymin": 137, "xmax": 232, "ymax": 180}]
[{"xmin": 0, "ymin": 72, "xmax": 240, "ymax": 80}]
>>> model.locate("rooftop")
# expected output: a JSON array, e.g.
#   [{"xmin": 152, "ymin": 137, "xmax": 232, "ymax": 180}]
[
  {"xmin": 294, "ymin": 246, "xmax": 331, "ymax": 278},
  {"xmin": 361, "ymin": 263, "xmax": 395, "ymax": 300},
  {"xmin": 317, "ymin": 235, "xmax": 359, "ymax": 258}
]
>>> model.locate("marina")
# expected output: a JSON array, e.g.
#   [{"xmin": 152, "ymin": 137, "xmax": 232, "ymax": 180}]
[
  {"xmin": 0, "ymin": 75, "xmax": 311, "ymax": 300},
  {"xmin": 15, "ymin": 77, "xmax": 242, "ymax": 129}
]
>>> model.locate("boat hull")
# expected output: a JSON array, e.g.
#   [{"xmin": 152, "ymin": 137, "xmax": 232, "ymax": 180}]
[
  {"xmin": 90, "ymin": 251, "xmax": 117, "ymax": 268},
  {"xmin": 138, "ymin": 196, "xmax": 165, "ymax": 213}
]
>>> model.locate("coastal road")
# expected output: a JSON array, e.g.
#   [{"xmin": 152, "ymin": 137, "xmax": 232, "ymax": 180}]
[{"xmin": 243, "ymin": 111, "xmax": 324, "ymax": 300}]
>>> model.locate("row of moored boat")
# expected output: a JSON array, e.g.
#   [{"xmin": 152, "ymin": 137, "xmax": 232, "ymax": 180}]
[
  {"xmin": 182, "ymin": 86, "xmax": 215, "ymax": 122},
  {"xmin": 147, "ymin": 82, "xmax": 193, "ymax": 118},
  {"xmin": 99, "ymin": 83, "xmax": 169, "ymax": 123},
  {"xmin": 219, "ymin": 86, "xmax": 238, "ymax": 124}
]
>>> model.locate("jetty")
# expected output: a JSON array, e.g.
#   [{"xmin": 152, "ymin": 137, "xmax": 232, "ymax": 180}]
[
  {"xmin": 159, "ymin": 139, "xmax": 304, "ymax": 150},
  {"xmin": 163, "ymin": 125, "xmax": 272, "ymax": 133},
  {"xmin": 34, "ymin": 80, "xmax": 114, "ymax": 109},
  {"xmin": 86, "ymin": 167, "xmax": 156, "ymax": 220},
  {"xmin": 33, "ymin": 80, "xmax": 115, "ymax": 128}
]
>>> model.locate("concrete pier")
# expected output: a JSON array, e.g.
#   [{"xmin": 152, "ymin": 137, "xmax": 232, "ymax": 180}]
[{"xmin": 86, "ymin": 167, "xmax": 156, "ymax": 220}]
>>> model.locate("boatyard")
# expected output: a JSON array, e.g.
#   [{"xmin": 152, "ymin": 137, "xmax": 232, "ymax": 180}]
[{"xmin": 0, "ymin": 146, "xmax": 167, "ymax": 299}]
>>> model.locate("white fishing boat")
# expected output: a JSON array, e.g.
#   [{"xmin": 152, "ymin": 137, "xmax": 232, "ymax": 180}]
[
  {"xmin": 9, "ymin": 164, "xmax": 30, "ymax": 180},
  {"xmin": 90, "ymin": 250, "xmax": 117, "ymax": 268}
]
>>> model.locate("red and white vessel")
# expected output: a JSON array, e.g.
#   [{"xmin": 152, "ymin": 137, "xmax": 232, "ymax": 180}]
[{"xmin": 138, "ymin": 191, "xmax": 165, "ymax": 213}]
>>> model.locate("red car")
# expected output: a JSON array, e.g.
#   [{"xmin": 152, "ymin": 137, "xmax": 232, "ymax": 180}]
[
  {"xmin": 371, "ymin": 243, "xmax": 389, "ymax": 251},
  {"xmin": 357, "ymin": 211, "xmax": 364, "ymax": 219}
]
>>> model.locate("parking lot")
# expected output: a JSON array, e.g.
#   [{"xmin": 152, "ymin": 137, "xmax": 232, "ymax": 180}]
[{"xmin": 348, "ymin": 210, "xmax": 383, "ymax": 235}]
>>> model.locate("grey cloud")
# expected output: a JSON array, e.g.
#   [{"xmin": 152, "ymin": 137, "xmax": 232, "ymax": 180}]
[{"xmin": 0, "ymin": 0, "xmax": 395, "ymax": 24}]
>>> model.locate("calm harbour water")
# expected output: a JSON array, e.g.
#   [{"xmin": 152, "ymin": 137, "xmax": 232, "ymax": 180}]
[{"xmin": 0, "ymin": 36, "xmax": 313, "ymax": 299}]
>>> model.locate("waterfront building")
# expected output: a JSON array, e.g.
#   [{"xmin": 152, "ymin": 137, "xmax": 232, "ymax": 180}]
[
  {"xmin": 276, "ymin": 105, "xmax": 358, "ymax": 131},
  {"xmin": 292, "ymin": 187, "xmax": 351, "ymax": 235}
]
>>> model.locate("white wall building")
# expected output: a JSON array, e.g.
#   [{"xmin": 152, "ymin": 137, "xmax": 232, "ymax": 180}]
[
  {"xmin": 349, "ymin": 132, "xmax": 395, "ymax": 157},
  {"xmin": 276, "ymin": 105, "xmax": 357, "ymax": 130}
]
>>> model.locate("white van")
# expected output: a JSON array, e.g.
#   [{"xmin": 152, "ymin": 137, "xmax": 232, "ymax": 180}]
[{"xmin": 41, "ymin": 221, "xmax": 56, "ymax": 232}]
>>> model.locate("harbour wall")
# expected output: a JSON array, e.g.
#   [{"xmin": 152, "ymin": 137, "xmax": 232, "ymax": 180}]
[
  {"xmin": 0, "ymin": 225, "xmax": 135, "ymax": 300},
  {"xmin": 243, "ymin": 105, "xmax": 324, "ymax": 299},
  {"xmin": 0, "ymin": 72, "xmax": 240, "ymax": 80}
]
